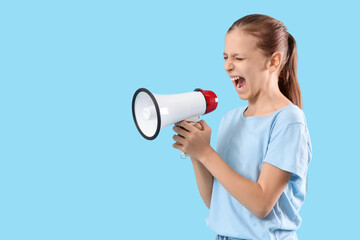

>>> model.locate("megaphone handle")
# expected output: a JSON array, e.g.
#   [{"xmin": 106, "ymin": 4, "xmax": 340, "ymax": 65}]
[{"xmin": 180, "ymin": 116, "xmax": 199, "ymax": 159}]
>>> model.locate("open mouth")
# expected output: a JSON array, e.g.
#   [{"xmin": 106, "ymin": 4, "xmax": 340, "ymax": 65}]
[{"xmin": 231, "ymin": 76, "xmax": 246, "ymax": 89}]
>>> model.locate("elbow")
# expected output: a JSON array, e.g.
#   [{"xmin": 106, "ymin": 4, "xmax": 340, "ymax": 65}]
[
  {"xmin": 254, "ymin": 210, "xmax": 270, "ymax": 219},
  {"xmin": 205, "ymin": 199, "xmax": 211, "ymax": 209},
  {"xmin": 252, "ymin": 204, "xmax": 273, "ymax": 219}
]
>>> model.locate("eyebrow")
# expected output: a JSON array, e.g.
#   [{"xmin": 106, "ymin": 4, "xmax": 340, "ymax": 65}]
[{"xmin": 223, "ymin": 52, "xmax": 244, "ymax": 57}]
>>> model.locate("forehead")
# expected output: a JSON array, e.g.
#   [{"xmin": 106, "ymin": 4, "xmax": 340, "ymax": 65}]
[{"xmin": 224, "ymin": 28, "xmax": 259, "ymax": 54}]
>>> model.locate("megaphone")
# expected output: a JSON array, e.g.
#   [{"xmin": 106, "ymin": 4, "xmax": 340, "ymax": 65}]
[{"xmin": 132, "ymin": 88, "xmax": 218, "ymax": 140}]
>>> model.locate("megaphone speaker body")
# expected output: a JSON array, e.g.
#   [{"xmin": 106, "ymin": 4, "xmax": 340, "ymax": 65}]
[{"xmin": 132, "ymin": 88, "xmax": 218, "ymax": 140}]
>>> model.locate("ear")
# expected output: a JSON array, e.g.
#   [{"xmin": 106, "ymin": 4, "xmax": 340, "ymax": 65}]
[{"xmin": 268, "ymin": 52, "xmax": 283, "ymax": 73}]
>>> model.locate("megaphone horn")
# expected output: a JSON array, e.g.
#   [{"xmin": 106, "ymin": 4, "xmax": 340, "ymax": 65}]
[{"xmin": 132, "ymin": 88, "xmax": 218, "ymax": 140}]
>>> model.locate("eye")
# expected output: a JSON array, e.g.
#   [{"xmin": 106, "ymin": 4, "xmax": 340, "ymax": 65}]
[
  {"xmin": 236, "ymin": 58, "xmax": 244, "ymax": 61},
  {"xmin": 223, "ymin": 56, "xmax": 228, "ymax": 60}
]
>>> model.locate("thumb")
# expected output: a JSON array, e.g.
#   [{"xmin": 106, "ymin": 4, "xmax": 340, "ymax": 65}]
[
  {"xmin": 199, "ymin": 120, "xmax": 209, "ymax": 129},
  {"xmin": 194, "ymin": 122, "xmax": 204, "ymax": 130}
]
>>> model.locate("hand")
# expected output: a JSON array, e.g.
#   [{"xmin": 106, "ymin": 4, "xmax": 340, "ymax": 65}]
[{"xmin": 172, "ymin": 120, "xmax": 212, "ymax": 159}]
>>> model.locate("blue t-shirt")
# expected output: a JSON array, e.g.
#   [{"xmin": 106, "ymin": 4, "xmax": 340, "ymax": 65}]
[{"xmin": 206, "ymin": 104, "xmax": 312, "ymax": 240}]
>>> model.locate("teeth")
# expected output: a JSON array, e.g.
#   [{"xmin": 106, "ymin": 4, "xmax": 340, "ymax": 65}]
[
  {"xmin": 231, "ymin": 76, "xmax": 245, "ymax": 89},
  {"xmin": 237, "ymin": 82, "xmax": 244, "ymax": 88}
]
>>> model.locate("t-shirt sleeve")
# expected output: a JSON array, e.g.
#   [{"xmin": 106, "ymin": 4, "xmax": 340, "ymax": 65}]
[{"xmin": 263, "ymin": 122, "xmax": 311, "ymax": 180}]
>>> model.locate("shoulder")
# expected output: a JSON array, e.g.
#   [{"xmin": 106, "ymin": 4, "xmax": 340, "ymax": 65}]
[{"xmin": 272, "ymin": 104, "xmax": 307, "ymax": 127}]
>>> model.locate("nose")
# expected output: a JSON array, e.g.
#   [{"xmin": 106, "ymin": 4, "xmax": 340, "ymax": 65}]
[{"xmin": 224, "ymin": 59, "xmax": 234, "ymax": 72}]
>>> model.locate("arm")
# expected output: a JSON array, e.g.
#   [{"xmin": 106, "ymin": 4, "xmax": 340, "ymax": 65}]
[
  {"xmin": 199, "ymin": 147, "xmax": 291, "ymax": 218},
  {"xmin": 173, "ymin": 120, "xmax": 291, "ymax": 218},
  {"xmin": 190, "ymin": 156, "xmax": 213, "ymax": 209},
  {"xmin": 173, "ymin": 121, "xmax": 213, "ymax": 209}
]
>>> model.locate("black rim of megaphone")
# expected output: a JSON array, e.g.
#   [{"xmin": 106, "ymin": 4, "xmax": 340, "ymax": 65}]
[{"xmin": 132, "ymin": 88, "xmax": 161, "ymax": 140}]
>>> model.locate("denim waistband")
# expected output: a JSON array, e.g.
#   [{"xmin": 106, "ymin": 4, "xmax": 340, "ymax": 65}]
[{"xmin": 216, "ymin": 235, "xmax": 247, "ymax": 240}]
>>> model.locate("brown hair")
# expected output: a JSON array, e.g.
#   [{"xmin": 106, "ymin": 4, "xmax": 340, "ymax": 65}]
[{"xmin": 228, "ymin": 14, "xmax": 302, "ymax": 109}]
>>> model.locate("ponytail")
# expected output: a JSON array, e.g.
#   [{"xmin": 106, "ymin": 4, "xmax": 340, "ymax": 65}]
[{"xmin": 279, "ymin": 33, "xmax": 303, "ymax": 109}]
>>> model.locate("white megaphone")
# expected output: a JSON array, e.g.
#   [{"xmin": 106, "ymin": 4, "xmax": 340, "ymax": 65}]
[{"xmin": 132, "ymin": 88, "xmax": 218, "ymax": 141}]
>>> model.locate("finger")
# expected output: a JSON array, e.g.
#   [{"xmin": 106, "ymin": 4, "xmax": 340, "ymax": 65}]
[
  {"xmin": 173, "ymin": 134, "xmax": 186, "ymax": 145},
  {"xmin": 174, "ymin": 122, "xmax": 188, "ymax": 132},
  {"xmin": 174, "ymin": 121, "xmax": 183, "ymax": 127},
  {"xmin": 172, "ymin": 142, "xmax": 184, "ymax": 151},
  {"xmin": 173, "ymin": 126, "xmax": 189, "ymax": 137},
  {"xmin": 179, "ymin": 120, "xmax": 197, "ymax": 132}
]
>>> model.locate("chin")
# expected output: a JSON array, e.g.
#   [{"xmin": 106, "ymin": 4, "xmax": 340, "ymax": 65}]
[{"xmin": 237, "ymin": 93, "xmax": 249, "ymax": 101}]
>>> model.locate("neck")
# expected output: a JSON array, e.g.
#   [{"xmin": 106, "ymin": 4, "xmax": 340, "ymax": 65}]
[{"xmin": 245, "ymin": 77, "xmax": 292, "ymax": 117}]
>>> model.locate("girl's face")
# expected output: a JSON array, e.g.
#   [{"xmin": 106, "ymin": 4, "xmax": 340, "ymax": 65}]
[{"xmin": 224, "ymin": 28, "xmax": 273, "ymax": 101}]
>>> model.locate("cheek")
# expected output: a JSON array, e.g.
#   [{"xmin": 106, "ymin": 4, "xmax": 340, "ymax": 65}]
[
  {"xmin": 246, "ymin": 62, "xmax": 267, "ymax": 82},
  {"xmin": 244, "ymin": 67, "xmax": 258, "ymax": 84}
]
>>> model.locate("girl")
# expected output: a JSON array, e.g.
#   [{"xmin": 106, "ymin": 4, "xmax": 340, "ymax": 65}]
[{"xmin": 172, "ymin": 14, "xmax": 312, "ymax": 240}]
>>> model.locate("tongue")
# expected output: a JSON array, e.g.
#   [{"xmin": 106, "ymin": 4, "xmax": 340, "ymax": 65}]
[{"xmin": 238, "ymin": 77, "xmax": 246, "ymax": 87}]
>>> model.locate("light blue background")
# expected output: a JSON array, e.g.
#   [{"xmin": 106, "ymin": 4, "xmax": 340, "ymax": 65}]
[{"xmin": 1, "ymin": 0, "xmax": 359, "ymax": 239}]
